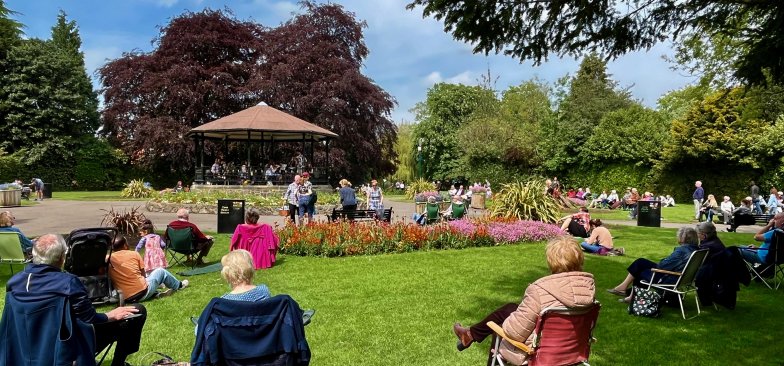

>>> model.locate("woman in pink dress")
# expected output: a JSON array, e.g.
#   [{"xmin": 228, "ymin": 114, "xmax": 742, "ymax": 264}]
[
  {"xmin": 230, "ymin": 209, "xmax": 279, "ymax": 269},
  {"xmin": 135, "ymin": 221, "xmax": 168, "ymax": 274}
]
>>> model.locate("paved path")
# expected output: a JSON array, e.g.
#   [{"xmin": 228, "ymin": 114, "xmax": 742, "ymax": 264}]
[{"xmin": 7, "ymin": 199, "xmax": 760, "ymax": 237}]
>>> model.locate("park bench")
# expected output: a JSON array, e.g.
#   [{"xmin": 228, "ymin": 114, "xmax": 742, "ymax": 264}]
[
  {"xmin": 717, "ymin": 212, "xmax": 774, "ymax": 232},
  {"xmin": 328, "ymin": 207, "xmax": 393, "ymax": 223}
]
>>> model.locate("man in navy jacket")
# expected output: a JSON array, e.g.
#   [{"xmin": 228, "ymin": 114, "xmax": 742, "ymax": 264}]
[{"xmin": 3, "ymin": 234, "xmax": 146, "ymax": 366}]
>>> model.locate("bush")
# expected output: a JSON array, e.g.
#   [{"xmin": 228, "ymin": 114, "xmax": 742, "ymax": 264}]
[
  {"xmin": 276, "ymin": 218, "xmax": 562, "ymax": 257},
  {"xmin": 121, "ymin": 179, "xmax": 154, "ymax": 198},
  {"xmin": 565, "ymin": 163, "xmax": 652, "ymax": 193},
  {"xmin": 405, "ymin": 178, "xmax": 437, "ymax": 199},
  {"xmin": 101, "ymin": 206, "xmax": 148, "ymax": 236},
  {"xmin": 491, "ymin": 179, "xmax": 561, "ymax": 223}
]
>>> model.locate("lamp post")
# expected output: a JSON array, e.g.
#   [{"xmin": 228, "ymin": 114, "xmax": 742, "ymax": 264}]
[{"xmin": 417, "ymin": 138, "xmax": 424, "ymax": 180}]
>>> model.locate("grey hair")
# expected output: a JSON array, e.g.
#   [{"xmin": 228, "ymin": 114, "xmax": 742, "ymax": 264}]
[
  {"xmin": 32, "ymin": 234, "xmax": 67, "ymax": 266},
  {"xmin": 696, "ymin": 222, "xmax": 717, "ymax": 239},
  {"xmin": 176, "ymin": 208, "xmax": 189, "ymax": 219},
  {"xmin": 677, "ymin": 227, "xmax": 699, "ymax": 245}
]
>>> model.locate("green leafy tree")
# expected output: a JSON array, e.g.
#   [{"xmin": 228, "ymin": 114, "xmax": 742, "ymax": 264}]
[
  {"xmin": 458, "ymin": 80, "xmax": 552, "ymax": 181},
  {"xmin": 407, "ymin": 0, "xmax": 784, "ymax": 86},
  {"xmin": 655, "ymin": 87, "xmax": 769, "ymax": 200},
  {"xmin": 582, "ymin": 104, "xmax": 669, "ymax": 164},
  {"xmin": 656, "ymin": 85, "xmax": 710, "ymax": 124},
  {"xmin": 391, "ymin": 123, "xmax": 416, "ymax": 183},
  {"xmin": 0, "ymin": 0, "xmax": 21, "ymax": 61},
  {"xmin": 411, "ymin": 83, "xmax": 497, "ymax": 180},
  {"xmin": 540, "ymin": 54, "xmax": 632, "ymax": 172}
]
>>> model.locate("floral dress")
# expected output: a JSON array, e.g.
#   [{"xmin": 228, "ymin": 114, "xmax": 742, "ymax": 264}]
[
  {"xmin": 368, "ymin": 187, "xmax": 383, "ymax": 210},
  {"xmin": 137, "ymin": 233, "xmax": 167, "ymax": 274}
]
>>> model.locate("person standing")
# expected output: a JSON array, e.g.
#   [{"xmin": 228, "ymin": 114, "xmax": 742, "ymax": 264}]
[
  {"xmin": 296, "ymin": 173, "xmax": 313, "ymax": 225},
  {"xmin": 750, "ymin": 181, "xmax": 762, "ymax": 215},
  {"xmin": 283, "ymin": 175, "xmax": 301, "ymax": 224},
  {"xmin": 338, "ymin": 179, "xmax": 357, "ymax": 211},
  {"xmin": 693, "ymin": 181, "xmax": 705, "ymax": 220},
  {"xmin": 30, "ymin": 177, "xmax": 44, "ymax": 201},
  {"xmin": 366, "ymin": 179, "xmax": 384, "ymax": 210}
]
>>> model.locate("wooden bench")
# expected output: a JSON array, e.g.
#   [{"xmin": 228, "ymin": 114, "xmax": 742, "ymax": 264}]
[
  {"xmin": 328, "ymin": 207, "xmax": 393, "ymax": 223},
  {"xmin": 718, "ymin": 212, "xmax": 773, "ymax": 232}
]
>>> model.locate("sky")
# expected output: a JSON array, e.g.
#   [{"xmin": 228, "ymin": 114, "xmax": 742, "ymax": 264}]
[{"xmin": 6, "ymin": 0, "xmax": 696, "ymax": 123}]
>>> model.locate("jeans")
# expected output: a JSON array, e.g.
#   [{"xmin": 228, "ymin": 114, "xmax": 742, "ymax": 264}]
[
  {"xmin": 297, "ymin": 196, "xmax": 311, "ymax": 218},
  {"xmin": 581, "ymin": 242, "xmax": 603, "ymax": 253},
  {"xmin": 753, "ymin": 199, "xmax": 763, "ymax": 215},
  {"xmin": 142, "ymin": 268, "xmax": 182, "ymax": 301},
  {"xmin": 740, "ymin": 248, "xmax": 764, "ymax": 265}
]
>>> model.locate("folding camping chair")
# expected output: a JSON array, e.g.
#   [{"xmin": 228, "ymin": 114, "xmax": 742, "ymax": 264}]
[
  {"xmin": 165, "ymin": 226, "xmax": 198, "ymax": 269},
  {"xmin": 64, "ymin": 227, "xmax": 117, "ymax": 305},
  {"xmin": 447, "ymin": 202, "xmax": 467, "ymax": 220},
  {"xmin": 488, "ymin": 302, "xmax": 601, "ymax": 366},
  {"xmin": 0, "ymin": 232, "xmax": 26, "ymax": 274},
  {"xmin": 742, "ymin": 229, "xmax": 784, "ymax": 290},
  {"xmin": 642, "ymin": 249, "xmax": 709, "ymax": 319},
  {"xmin": 425, "ymin": 202, "xmax": 441, "ymax": 224}
]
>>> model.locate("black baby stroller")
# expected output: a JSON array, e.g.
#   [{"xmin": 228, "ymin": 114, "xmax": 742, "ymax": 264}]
[{"xmin": 64, "ymin": 227, "xmax": 118, "ymax": 305}]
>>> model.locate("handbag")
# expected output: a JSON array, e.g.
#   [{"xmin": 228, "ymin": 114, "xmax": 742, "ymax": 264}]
[{"xmin": 628, "ymin": 286, "xmax": 662, "ymax": 318}]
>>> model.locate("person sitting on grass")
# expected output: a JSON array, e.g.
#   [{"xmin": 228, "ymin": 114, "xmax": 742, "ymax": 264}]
[
  {"xmin": 559, "ymin": 206, "xmax": 591, "ymax": 237},
  {"xmin": 220, "ymin": 249, "xmax": 272, "ymax": 302},
  {"xmin": 108, "ymin": 235, "xmax": 189, "ymax": 303},
  {"xmin": 452, "ymin": 236, "xmax": 596, "ymax": 365},
  {"xmin": 0, "ymin": 210, "xmax": 34, "ymax": 255},
  {"xmin": 580, "ymin": 219, "xmax": 622, "ymax": 255},
  {"xmin": 607, "ymin": 227, "xmax": 699, "ymax": 303}
]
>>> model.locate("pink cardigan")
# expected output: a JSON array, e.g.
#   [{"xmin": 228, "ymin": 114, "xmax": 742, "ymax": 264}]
[{"xmin": 230, "ymin": 223, "xmax": 279, "ymax": 269}]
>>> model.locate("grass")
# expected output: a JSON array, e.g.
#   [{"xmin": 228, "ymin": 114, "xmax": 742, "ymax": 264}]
[
  {"xmin": 1, "ymin": 225, "xmax": 783, "ymax": 365},
  {"xmin": 52, "ymin": 191, "xmax": 146, "ymax": 201}
]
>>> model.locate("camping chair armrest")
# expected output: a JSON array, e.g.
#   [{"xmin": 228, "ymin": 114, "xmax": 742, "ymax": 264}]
[
  {"xmin": 651, "ymin": 268, "xmax": 682, "ymax": 276},
  {"xmin": 487, "ymin": 321, "xmax": 534, "ymax": 355}
]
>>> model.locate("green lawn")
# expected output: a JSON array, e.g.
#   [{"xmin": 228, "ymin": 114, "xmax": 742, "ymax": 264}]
[
  {"xmin": 52, "ymin": 191, "xmax": 145, "ymax": 201},
  {"xmin": 1, "ymin": 226, "xmax": 783, "ymax": 365}
]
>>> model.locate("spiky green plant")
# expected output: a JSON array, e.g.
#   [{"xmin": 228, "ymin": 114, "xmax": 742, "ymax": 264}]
[
  {"xmin": 100, "ymin": 206, "xmax": 148, "ymax": 236},
  {"xmin": 491, "ymin": 179, "xmax": 561, "ymax": 222},
  {"xmin": 121, "ymin": 179, "xmax": 153, "ymax": 198},
  {"xmin": 405, "ymin": 178, "xmax": 437, "ymax": 199}
]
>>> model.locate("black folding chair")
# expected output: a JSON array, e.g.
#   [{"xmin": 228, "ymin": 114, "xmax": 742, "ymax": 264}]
[
  {"xmin": 742, "ymin": 229, "xmax": 784, "ymax": 290},
  {"xmin": 165, "ymin": 226, "xmax": 198, "ymax": 269}
]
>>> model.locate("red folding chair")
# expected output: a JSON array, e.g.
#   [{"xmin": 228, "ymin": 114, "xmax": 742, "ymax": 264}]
[{"xmin": 489, "ymin": 302, "xmax": 601, "ymax": 366}]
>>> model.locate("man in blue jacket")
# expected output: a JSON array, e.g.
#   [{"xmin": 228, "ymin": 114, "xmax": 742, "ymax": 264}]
[
  {"xmin": 693, "ymin": 180, "xmax": 705, "ymax": 220},
  {"xmin": 3, "ymin": 234, "xmax": 146, "ymax": 366}
]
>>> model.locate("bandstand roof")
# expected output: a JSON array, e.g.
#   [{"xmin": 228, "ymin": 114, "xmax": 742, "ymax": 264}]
[{"xmin": 188, "ymin": 103, "xmax": 338, "ymax": 141}]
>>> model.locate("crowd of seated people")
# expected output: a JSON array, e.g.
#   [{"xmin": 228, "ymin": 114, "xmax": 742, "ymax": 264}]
[{"xmin": 205, "ymin": 152, "xmax": 314, "ymax": 186}]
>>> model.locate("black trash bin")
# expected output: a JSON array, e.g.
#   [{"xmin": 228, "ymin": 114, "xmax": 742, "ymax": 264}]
[
  {"xmin": 43, "ymin": 182, "xmax": 52, "ymax": 199},
  {"xmin": 637, "ymin": 200, "xmax": 661, "ymax": 227},
  {"xmin": 217, "ymin": 199, "xmax": 245, "ymax": 234}
]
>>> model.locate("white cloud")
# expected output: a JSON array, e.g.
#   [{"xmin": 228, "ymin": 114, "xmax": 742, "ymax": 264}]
[
  {"xmin": 446, "ymin": 71, "xmax": 475, "ymax": 85},
  {"xmin": 424, "ymin": 71, "xmax": 442, "ymax": 85}
]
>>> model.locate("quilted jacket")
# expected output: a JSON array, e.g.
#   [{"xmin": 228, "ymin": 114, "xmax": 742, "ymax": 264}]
[{"xmin": 500, "ymin": 271, "xmax": 596, "ymax": 365}]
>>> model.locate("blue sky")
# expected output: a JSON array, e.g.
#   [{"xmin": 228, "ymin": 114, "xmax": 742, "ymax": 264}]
[{"xmin": 7, "ymin": 0, "xmax": 695, "ymax": 123}]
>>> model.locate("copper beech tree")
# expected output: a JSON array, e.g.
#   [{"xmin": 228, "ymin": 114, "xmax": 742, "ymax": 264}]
[{"xmin": 99, "ymin": 3, "xmax": 396, "ymax": 181}]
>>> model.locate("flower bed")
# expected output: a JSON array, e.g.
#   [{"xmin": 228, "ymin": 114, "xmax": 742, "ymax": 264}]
[
  {"xmin": 146, "ymin": 190, "xmax": 341, "ymax": 214},
  {"xmin": 276, "ymin": 218, "xmax": 562, "ymax": 257}
]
